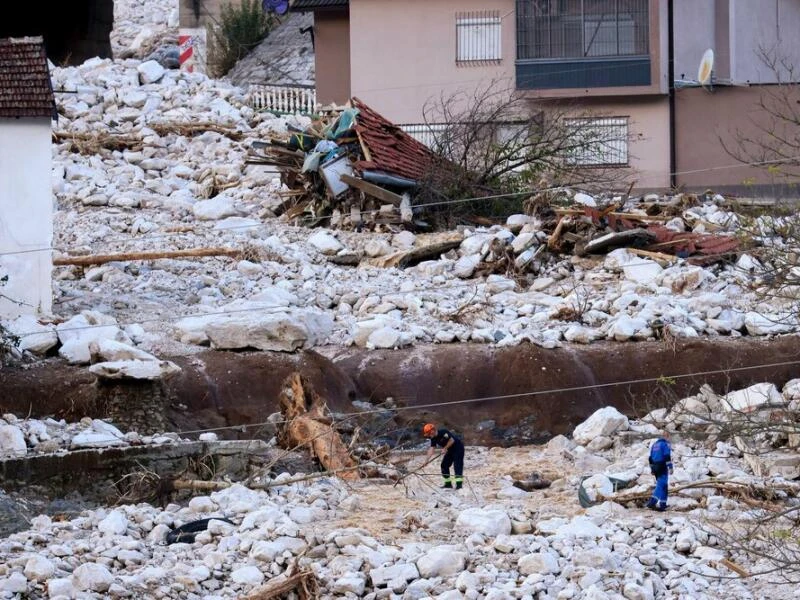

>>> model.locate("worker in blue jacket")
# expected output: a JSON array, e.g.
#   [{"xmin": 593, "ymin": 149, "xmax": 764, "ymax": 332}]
[{"xmin": 646, "ymin": 430, "xmax": 674, "ymax": 511}]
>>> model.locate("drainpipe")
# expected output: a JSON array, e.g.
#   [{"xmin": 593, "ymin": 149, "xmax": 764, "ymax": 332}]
[{"xmin": 667, "ymin": 0, "xmax": 677, "ymax": 190}]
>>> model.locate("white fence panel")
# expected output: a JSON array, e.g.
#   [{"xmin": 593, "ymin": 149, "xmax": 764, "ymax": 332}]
[{"xmin": 249, "ymin": 85, "xmax": 318, "ymax": 115}]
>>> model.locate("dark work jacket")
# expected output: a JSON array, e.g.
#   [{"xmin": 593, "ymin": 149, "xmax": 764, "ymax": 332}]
[{"xmin": 430, "ymin": 429, "xmax": 464, "ymax": 454}]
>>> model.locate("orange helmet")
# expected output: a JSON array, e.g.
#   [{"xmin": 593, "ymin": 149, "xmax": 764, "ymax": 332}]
[{"xmin": 422, "ymin": 423, "xmax": 436, "ymax": 437}]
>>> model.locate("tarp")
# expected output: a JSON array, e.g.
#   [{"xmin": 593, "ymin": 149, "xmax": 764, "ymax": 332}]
[{"xmin": 578, "ymin": 475, "xmax": 636, "ymax": 509}]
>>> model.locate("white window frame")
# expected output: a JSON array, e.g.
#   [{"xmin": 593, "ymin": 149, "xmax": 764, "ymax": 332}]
[
  {"xmin": 564, "ymin": 117, "xmax": 629, "ymax": 167},
  {"xmin": 456, "ymin": 11, "xmax": 502, "ymax": 64}
]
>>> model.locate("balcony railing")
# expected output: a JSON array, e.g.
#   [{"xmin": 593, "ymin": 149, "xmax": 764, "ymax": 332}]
[{"xmin": 248, "ymin": 84, "xmax": 318, "ymax": 115}]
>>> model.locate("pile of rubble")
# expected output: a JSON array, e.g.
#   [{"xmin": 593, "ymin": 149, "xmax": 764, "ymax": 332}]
[
  {"xmin": 0, "ymin": 415, "xmax": 204, "ymax": 458},
  {"xmin": 248, "ymin": 97, "xmax": 434, "ymax": 229},
  {"xmin": 1, "ymin": 379, "xmax": 799, "ymax": 598}
]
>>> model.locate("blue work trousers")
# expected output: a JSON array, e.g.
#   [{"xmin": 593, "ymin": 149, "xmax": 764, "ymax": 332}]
[{"xmin": 648, "ymin": 473, "xmax": 669, "ymax": 509}]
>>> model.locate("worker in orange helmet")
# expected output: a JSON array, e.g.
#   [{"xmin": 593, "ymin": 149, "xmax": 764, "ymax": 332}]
[{"xmin": 423, "ymin": 423, "xmax": 465, "ymax": 489}]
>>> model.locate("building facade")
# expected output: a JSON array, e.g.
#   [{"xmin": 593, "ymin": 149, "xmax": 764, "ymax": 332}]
[
  {"xmin": 0, "ymin": 37, "xmax": 56, "ymax": 318},
  {"xmin": 293, "ymin": 0, "xmax": 800, "ymax": 195}
]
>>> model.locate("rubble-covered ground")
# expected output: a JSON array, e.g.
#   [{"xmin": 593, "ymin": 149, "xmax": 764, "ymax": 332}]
[
  {"xmin": 2, "ymin": 2, "xmax": 800, "ymax": 598},
  {"xmin": 2, "ymin": 378, "xmax": 800, "ymax": 598},
  {"xmin": 1, "ymin": 0, "xmax": 798, "ymax": 371}
]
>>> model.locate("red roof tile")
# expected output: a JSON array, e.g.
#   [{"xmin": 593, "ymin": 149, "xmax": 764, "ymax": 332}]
[
  {"xmin": 0, "ymin": 37, "xmax": 56, "ymax": 119},
  {"xmin": 351, "ymin": 97, "xmax": 435, "ymax": 182}
]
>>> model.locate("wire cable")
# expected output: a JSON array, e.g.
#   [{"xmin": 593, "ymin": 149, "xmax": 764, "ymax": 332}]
[{"xmin": 168, "ymin": 357, "xmax": 800, "ymax": 437}]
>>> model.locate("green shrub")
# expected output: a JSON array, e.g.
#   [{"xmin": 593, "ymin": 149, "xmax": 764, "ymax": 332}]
[{"xmin": 208, "ymin": 0, "xmax": 274, "ymax": 77}]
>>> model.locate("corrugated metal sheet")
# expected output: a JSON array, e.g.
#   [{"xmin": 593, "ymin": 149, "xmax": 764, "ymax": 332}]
[
  {"xmin": 0, "ymin": 37, "xmax": 55, "ymax": 119},
  {"xmin": 351, "ymin": 97, "xmax": 435, "ymax": 182},
  {"xmin": 291, "ymin": 0, "xmax": 348, "ymax": 11}
]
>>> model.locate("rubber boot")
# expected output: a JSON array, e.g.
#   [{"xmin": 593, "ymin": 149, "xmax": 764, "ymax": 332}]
[
  {"xmin": 441, "ymin": 481, "xmax": 452, "ymax": 489},
  {"xmin": 456, "ymin": 481, "xmax": 463, "ymax": 490}
]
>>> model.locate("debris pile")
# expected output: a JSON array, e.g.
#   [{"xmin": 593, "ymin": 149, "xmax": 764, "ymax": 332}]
[
  {"xmin": 248, "ymin": 97, "xmax": 436, "ymax": 230},
  {"xmin": 2, "ymin": 390, "xmax": 799, "ymax": 598}
]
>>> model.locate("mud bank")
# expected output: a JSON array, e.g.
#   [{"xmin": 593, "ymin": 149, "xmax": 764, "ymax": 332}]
[{"xmin": 3, "ymin": 336, "xmax": 800, "ymax": 444}]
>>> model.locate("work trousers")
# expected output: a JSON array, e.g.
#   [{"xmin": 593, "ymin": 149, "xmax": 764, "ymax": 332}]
[
  {"xmin": 647, "ymin": 472, "xmax": 669, "ymax": 509},
  {"xmin": 441, "ymin": 445, "xmax": 464, "ymax": 485}
]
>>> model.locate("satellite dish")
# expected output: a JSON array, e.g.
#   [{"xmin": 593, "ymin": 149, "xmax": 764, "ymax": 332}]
[
  {"xmin": 698, "ymin": 48, "xmax": 714, "ymax": 89},
  {"xmin": 263, "ymin": 0, "xmax": 289, "ymax": 15}
]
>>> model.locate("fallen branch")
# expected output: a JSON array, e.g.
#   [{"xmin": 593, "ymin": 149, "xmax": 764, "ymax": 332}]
[
  {"xmin": 607, "ymin": 479, "xmax": 798, "ymax": 513},
  {"xmin": 53, "ymin": 130, "xmax": 142, "ymax": 154},
  {"xmin": 720, "ymin": 558, "xmax": 751, "ymax": 578},
  {"xmin": 150, "ymin": 121, "xmax": 244, "ymax": 141},
  {"xmin": 54, "ymin": 247, "xmax": 242, "ymax": 267},
  {"xmin": 242, "ymin": 568, "xmax": 318, "ymax": 600}
]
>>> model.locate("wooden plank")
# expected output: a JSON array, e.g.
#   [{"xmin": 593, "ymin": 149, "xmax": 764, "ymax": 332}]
[
  {"xmin": 339, "ymin": 174, "xmax": 403, "ymax": 207},
  {"xmin": 627, "ymin": 248, "xmax": 679, "ymax": 264},
  {"xmin": 719, "ymin": 558, "xmax": 750, "ymax": 578},
  {"xmin": 356, "ymin": 129, "xmax": 373, "ymax": 163},
  {"xmin": 54, "ymin": 247, "xmax": 241, "ymax": 267},
  {"xmin": 555, "ymin": 209, "xmax": 674, "ymax": 222}
]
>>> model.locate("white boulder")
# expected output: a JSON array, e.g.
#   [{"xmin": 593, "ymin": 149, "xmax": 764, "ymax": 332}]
[
  {"xmin": 192, "ymin": 195, "xmax": 238, "ymax": 220},
  {"xmin": 455, "ymin": 508, "xmax": 511, "ymax": 537},
  {"xmin": 518, "ymin": 551, "xmax": 560, "ymax": 575},
  {"xmin": 416, "ymin": 546, "xmax": 467, "ymax": 578},
  {"xmin": 573, "ymin": 407, "xmax": 629, "ymax": 445},
  {"xmin": 308, "ymin": 231, "xmax": 344, "ymax": 255},
  {"xmin": 73, "ymin": 563, "xmax": 114, "ymax": 592},
  {"xmin": 0, "ymin": 425, "xmax": 27, "ymax": 457},
  {"xmin": 89, "ymin": 360, "xmax": 181, "ymax": 380},
  {"xmin": 722, "ymin": 383, "xmax": 783, "ymax": 413},
  {"xmin": 137, "ymin": 60, "xmax": 165, "ymax": 84}
]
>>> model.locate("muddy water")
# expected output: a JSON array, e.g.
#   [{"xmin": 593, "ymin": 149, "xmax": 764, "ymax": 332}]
[{"xmin": 2, "ymin": 336, "xmax": 800, "ymax": 445}]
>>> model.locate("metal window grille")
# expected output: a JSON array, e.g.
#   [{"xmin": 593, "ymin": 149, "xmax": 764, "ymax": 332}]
[
  {"xmin": 248, "ymin": 84, "xmax": 318, "ymax": 115},
  {"xmin": 564, "ymin": 117, "xmax": 629, "ymax": 166},
  {"xmin": 456, "ymin": 10, "xmax": 502, "ymax": 64},
  {"xmin": 516, "ymin": 0, "xmax": 648, "ymax": 60},
  {"xmin": 399, "ymin": 123, "xmax": 450, "ymax": 149}
]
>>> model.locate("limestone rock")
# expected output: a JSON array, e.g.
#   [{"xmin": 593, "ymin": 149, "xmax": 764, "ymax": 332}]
[
  {"xmin": 89, "ymin": 360, "xmax": 181, "ymax": 380},
  {"xmin": 455, "ymin": 508, "xmax": 511, "ymax": 537},
  {"xmin": 518, "ymin": 551, "xmax": 560, "ymax": 575},
  {"xmin": 369, "ymin": 563, "xmax": 419, "ymax": 587},
  {"xmin": 309, "ymin": 231, "xmax": 344, "ymax": 255},
  {"xmin": 73, "ymin": 563, "xmax": 114, "ymax": 592},
  {"xmin": 0, "ymin": 425, "xmax": 27, "ymax": 457},
  {"xmin": 573, "ymin": 407, "xmax": 629, "ymax": 445},
  {"xmin": 192, "ymin": 195, "xmax": 238, "ymax": 220},
  {"xmin": 416, "ymin": 545, "xmax": 467, "ymax": 578},
  {"xmin": 137, "ymin": 60, "xmax": 165, "ymax": 84}
]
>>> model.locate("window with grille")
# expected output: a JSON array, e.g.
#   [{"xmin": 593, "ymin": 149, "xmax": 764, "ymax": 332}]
[
  {"xmin": 565, "ymin": 117, "xmax": 629, "ymax": 166},
  {"xmin": 457, "ymin": 10, "xmax": 502, "ymax": 64},
  {"xmin": 517, "ymin": 0, "xmax": 649, "ymax": 60}
]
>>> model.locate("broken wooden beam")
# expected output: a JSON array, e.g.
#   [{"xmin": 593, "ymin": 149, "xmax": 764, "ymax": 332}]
[
  {"xmin": 243, "ymin": 569, "xmax": 319, "ymax": 600},
  {"xmin": 54, "ymin": 247, "xmax": 242, "ymax": 267},
  {"xmin": 339, "ymin": 173, "xmax": 404, "ymax": 207},
  {"xmin": 363, "ymin": 237, "xmax": 463, "ymax": 269},
  {"xmin": 719, "ymin": 558, "xmax": 750, "ymax": 578}
]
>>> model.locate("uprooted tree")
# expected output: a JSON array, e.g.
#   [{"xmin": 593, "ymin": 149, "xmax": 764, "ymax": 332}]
[{"xmin": 417, "ymin": 81, "xmax": 636, "ymax": 225}]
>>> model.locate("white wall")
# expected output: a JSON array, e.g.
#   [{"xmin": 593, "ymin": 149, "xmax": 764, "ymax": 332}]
[
  {"xmin": 0, "ymin": 119, "xmax": 53, "ymax": 318},
  {"xmin": 730, "ymin": 0, "xmax": 800, "ymax": 83},
  {"xmin": 673, "ymin": 0, "xmax": 715, "ymax": 82}
]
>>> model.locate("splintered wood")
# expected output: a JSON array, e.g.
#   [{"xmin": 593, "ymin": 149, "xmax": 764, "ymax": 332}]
[
  {"xmin": 243, "ymin": 568, "xmax": 319, "ymax": 600},
  {"xmin": 278, "ymin": 373, "xmax": 359, "ymax": 481}
]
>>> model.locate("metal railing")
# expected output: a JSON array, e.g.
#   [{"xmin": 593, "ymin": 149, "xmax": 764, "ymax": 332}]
[{"xmin": 249, "ymin": 84, "xmax": 318, "ymax": 115}]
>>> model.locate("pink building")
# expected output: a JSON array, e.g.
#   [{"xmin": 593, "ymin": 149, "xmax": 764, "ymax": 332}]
[{"xmin": 291, "ymin": 0, "xmax": 800, "ymax": 196}]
